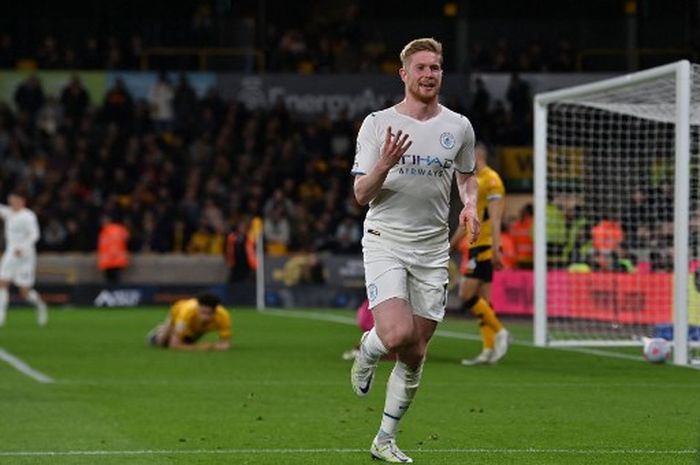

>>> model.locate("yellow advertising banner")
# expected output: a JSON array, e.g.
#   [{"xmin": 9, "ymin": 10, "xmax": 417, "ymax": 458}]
[
  {"xmin": 499, "ymin": 146, "xmax": 533, "ymax": 179},
  {"xmin": 689, "ymin": 275, "xmax": 700, "ymax": 325},
  {"xmin": 547, "ymin": 145, "xmax": 584, "ymax": 180}
]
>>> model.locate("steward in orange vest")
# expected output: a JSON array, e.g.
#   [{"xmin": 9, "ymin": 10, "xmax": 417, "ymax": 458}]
[
  {"xmin": 97, "ymin": 215, "xmax": 130, "ymax": 283},
  {"xmin": 510, "ymin": 204, "xmax": 534, "ymax": 269},
  {"xmin": 225, "ymin": 220, "xmax": 257, "ymax": 282}
]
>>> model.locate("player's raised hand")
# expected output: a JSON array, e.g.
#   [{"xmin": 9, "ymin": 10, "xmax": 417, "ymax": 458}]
[{"xmin": 379, "ymin": 126, "xmax": 412, "ymax": 170}]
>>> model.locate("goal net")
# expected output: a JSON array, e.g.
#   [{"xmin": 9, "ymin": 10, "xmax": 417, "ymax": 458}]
[{"xmin": 533, "ymin": 61, "xmax": 700, "ymax": 366}]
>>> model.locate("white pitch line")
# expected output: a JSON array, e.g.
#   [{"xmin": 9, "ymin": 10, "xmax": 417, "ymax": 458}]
[
  {"xmin": 264, "ymin": 310, "xmax": 647, "ymax": 361},
  {"xmin": 556, "ymin": 346, "xmax": 643, "ymax": 362},
  {"xmin": 270, "ymin": 310, "xmax": 700, "ymax": 369},
  {"xmin": 0, "ymin": 348, "xmax": 54, "ymax": 383},
  {"xmin": 0, "ymin": 447, "xmax": 695, "ymax": 457},
  {"xmin": 264, "ymin": 309, "xmax": 358, "ymax": 326}
]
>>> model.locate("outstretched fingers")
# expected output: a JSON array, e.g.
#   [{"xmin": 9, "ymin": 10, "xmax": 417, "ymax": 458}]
[
  {"xmin": 396, "ymin": 132, "xmax": 412, "ymax": 156},
  {"xmin": 384, "ymin": 126, "xmax": 412, "ymax": 159}
]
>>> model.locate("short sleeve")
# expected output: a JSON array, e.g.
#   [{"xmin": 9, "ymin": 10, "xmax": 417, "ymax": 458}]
[
  {"xmin": 486, "ymin": 172, "xmax": 505, "ymax": 201},
  {"xmin": 351, "ymin": 114, "xmax": 380, "ymax": 176},
  {"xmin": 173, "ymin": 301, "xmax": 194, "ymax": 336},
  {"xmin": 216, "ymin": 308, "xmax": 232, "ymax": 339},
  {"xmin": 454, "ymin": 118, "xmax": 475, "ymax": 174},
  {"xmin": 174, "ymin": 317, "xmax": 188, "ymax": 336}
]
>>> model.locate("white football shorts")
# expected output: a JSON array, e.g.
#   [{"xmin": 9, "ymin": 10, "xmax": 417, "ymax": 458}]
[
  {"xmin": 0, "ymin": 250, "xmax": 36, "ymax": 288},
  {"xmin": 362, "ymin": 232, "xmax": 449, "ymax": 322}
]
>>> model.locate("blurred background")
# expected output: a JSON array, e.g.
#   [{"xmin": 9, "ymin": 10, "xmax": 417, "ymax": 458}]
[{"xmin": 0, "ymin": 0, "xmax": 697, "ymax": 308}]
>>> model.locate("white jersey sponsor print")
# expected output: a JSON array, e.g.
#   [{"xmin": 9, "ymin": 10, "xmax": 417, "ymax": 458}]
[{"xmin": 352, "ymin": 105, "xmax": 475, "ymax": 246}]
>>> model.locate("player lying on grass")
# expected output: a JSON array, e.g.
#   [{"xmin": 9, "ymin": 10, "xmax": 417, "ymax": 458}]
[{"xmin": 146, "ymin": 292, "xmax": 231, "ymax": 350}]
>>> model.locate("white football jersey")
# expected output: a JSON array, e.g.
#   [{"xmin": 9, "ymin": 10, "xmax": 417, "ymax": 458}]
[
  {"xmin": 0, "ymin": 205, "xmax": 40, "ymax": 256},
  {"xmin": 352, "ymin": 105, "xmax": 475, "ymax": 246}
]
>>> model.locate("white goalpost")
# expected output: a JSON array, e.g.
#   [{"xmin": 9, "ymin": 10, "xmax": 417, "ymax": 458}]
[
  {"xmin": 533, "ymin": 61, "xmax": 700, "ymax": 366},
  {"xmin": 256, "ymin": 231, "xmax": 266, "ymax": 310}
]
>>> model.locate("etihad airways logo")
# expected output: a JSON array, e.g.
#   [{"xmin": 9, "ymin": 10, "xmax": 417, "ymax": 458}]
[{"xmin": 395, "ymin": 154, "xmax": 453, "ymax": 177}]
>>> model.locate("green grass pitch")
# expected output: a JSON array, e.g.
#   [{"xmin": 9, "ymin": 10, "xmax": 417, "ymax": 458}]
[{"xmin": 0, "ymin": 306, "xmax": 698, "ymax": 465}]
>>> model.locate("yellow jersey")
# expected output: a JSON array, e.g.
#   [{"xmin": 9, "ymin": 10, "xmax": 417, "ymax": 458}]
[
  {"xmin": 169, "ymin": 298, "xmax": 231, "ymax": 342},
  {"xmin": 471, "ymin": 166, "xmax": 505, "ymax": 259}
]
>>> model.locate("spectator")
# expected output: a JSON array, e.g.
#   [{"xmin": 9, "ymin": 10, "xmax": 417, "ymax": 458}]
[
  {"xmin": 591, "ymin": 218, "xmax": 626, "ymax": 271},
  {"xmin": 131, "ymin": 210, "xmax": 161, "ymax": 252},
  {"xmin": 263, "ymin": 188, "xmax": 295, "ymax": 220},
  {"xmin": 469, "ymin": 77, "xmax": 491, "ymax": 135},
  {"xmin": 551, "ymin": 39, "xmax": 576, "ymax": 72},
  {"xmin": 36, "ymin": 35, "xmax": 61, "ymax": 69},
  {"xmin": 510, "ymin": 203, "xmax": 534, "ymax": 269},
  {"xmin": 60, "ymin": 76, "xmax": 90, "ymax": 124},
  {"xmin": 82, "ymin": 36, "xmax": 102, "ymax": 69},
  {"xmin": 623, "ymin": 188, "xmax": 655, "ymax": 253},
  {"xmin": 103, "ymin": 78, "xmax": 134, "ymax": 127},
  {"xmin": 492, "ymin": 38, "xmax": 513, "ymax": 71},
  {"xmin": 334, "ymin": 215, "xmax": 361, "ymax": 254},
  {"xmin": 273, "ymin": 29, "xmax": 308, "ymax": 72},
  {"xmin": 106, "ymin": 36, "xmax": 124, "ymax": 70},
  {"xmin": 36, "ymin": 96, "xmax": 63, "ymax": 136},
  {"xmin": 187, "ymin": 222, "xmax": 215, "ymax": 254},
  {"xmin": 225, "ymin": 217, "xmax": 257, "ymax": 282},
  {"xmin": 173, "ymin": 74, "xmax": 198, "ymax": 134},
  {"xmin": 199, "ymin": 87, "xmax": 226, "ymax": 133},
  {"xmin": 0, "ymin": 34, "xmax": 16, "ymax": 68},
  {"xmin": 14, "ymin": 75, "xmax": 45, "ymax": 123},
  {"xmin": 170, "ymin": 219, "xmax": 190, "ymax": 253},
  {"xmin": 546, "ymin": 196, "xmax": 568, "ymax": 268},
  {"xmin": 148, "ymin": 71, "xmax": 175, "ymax": 132},
  {"xmin": 124, "ymin": 34, "xmax": 145, "ymax": 69},
  {"xmin": 42, "ymin": 218, "xmax": 69, "ymax": 251},
  {"xmin": 264, "ymin": 206, "xmax": 291, "ymax": 256},
  {"xmin": 63, "ymin": 47, "xmax": 79, "ymax": 69},
  {"xmin": 97, "ymin": 213, "xmax": 130, "ymax": 284},
  {"xmin": 506, "ymin": 72, "xmax": 531, "ymax": 125},
  {"xmin": 469, "ymin": 41, "xmax": 492, "ymax": 71}
]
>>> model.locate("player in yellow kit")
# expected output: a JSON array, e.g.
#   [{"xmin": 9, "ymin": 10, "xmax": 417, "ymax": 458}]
[
  {"xmin": 147, "ymin": 292, "xmax": 231, "ymax": 351},
  {"xmin": 450, "ymin": 142, "xmax": 509, "ymax": 365}
]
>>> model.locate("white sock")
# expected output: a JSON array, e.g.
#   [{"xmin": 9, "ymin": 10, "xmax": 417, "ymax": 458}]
[
  {"xmin": 27, "ymin": 289, "xmax": 48, "ymax": 326},
  {"xmin": 360, "ymin": 327, "xmax": 389, "ymax": 365},
  {"xmin": 0, "ymin": 288, "xmax": 7, "ymax": 326},
  {"xmin": 26, "ymin": 289, "xmax": 46, "ymax": 309},
  {"xmin": 378, "ymin": 360, "xmax": 424, "ymax": 440}
]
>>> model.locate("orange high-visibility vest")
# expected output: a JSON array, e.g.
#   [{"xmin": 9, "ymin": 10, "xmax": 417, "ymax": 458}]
[
  {"xmin": 225, "ymin": 231, "xmax": 257, "ymax": 270},
  {"xmin": 500, "ymin": 230, "xmax": 517, "ymax": 269},
  {"xmin": 592, "ymin": 220, "xmax": 623, "ymax": 252},
  {"xmin": 97, "ymin": 223, "xmax": 129, "ymax": 270},
  {"xmin": 510, "ymin": 216, "xmax": 534, "ymax": 265}
]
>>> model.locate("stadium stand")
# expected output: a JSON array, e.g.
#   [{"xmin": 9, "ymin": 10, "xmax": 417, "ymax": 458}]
[{"xmin": 0, "ymin": 0, "xmax": 693, "ymax": 273}]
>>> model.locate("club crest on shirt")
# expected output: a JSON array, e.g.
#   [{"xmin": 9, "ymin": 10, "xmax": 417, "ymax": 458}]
[
  {"xmin": 367, "ymin": 283, "xmax": 378, "ymax": 302},
  {"xmin": 440, "ymin": 132, "xmax": 455, "ymax": 149}
]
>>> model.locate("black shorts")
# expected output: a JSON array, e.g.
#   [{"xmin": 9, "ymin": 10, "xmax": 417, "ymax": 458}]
[{"xmin": 462, "ymin": 246, "xmax": 494, "ymax": 283}]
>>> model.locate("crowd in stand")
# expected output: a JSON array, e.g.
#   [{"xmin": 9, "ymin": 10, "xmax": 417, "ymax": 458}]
[
  {"xmin": 0, "ymin": 32, "xmax": 147, "ymax": 71},
  {"xmin": 0, "ymin": 30, "xmax": 578, "ymax": 74},
  {"xmin": 468, "ymin": 38, "xmax": 576, "ymax": 73},
  {"xmin": 1, "ymin": 68, "xmax": 544, "ymax": 259},
  {"xmin": 0, "ymin": 74, "xmax": 365, "ymax": 260},
  {"xmin": 8, "ymin": 70, "xmax": 688, "ymax": 273},
  {"xmin": 1, "ymin": 44, "xmax": 691, "ymax": 275}
]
